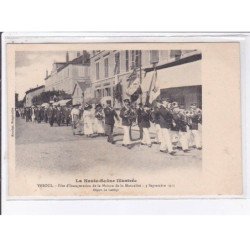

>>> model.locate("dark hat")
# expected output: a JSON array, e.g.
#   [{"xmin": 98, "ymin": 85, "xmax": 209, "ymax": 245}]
[
  {"xmin": 138, "ymin": 103, "xmax": 143, "ymax": 107},
  {"xmin": 155, "ymin": 98, "xmax": 163, "ymax": 104},
  {"xmin": 84, "ymin": 103, "xmax": 92, "ymax": 110},
  {"xmin": 162, "ymin": 97, "xmax": 171, "ymax": 102},
  {"xmin": 95, "ymin": 104, "xmax": 102, "ymax": 109},
  {"xmin": 144, "ymin": 103, "xmax": 150, "ymax": 108},
  {"xmin": 106, "ymin": 100, "xmax": 112, "ymax": 105},
  {"xmin": 123, "ymin": 99, "xmax": 130, "ymax": 104}
]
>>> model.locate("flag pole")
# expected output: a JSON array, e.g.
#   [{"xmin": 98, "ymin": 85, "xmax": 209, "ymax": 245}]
[{"xmin": 139, "ymin": 50, "xmax": 142, "ymax": 103}]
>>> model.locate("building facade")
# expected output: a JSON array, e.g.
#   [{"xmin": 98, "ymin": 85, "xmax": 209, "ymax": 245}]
[
  {"xmin": 45, "ymin": 51, "xmax": 90, "ymax": 94},
  {"xmin": 25, "ymin": 85, "xmax": 45, "ymax": 107},
  {"xmin": 87, "ymin": 50, "xmax": 201, "ymax": 108},
  {"xmin": 72, "ymin": 81, "xmax": 92, "ymax": 105}
]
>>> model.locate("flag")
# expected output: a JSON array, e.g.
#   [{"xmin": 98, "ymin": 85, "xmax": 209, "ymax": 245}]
[
  {"xmin": 125, "ymin": 68, "xmax": 142, "ymax": 102},
  {"xmin": 126, "ymin": 77, "xmax": 140, "ymax": 96},
  {"xmin": 146, "ymin": 70, "xmax": 160, "ymax": 104},
  {"xmin": 130, "ymin": 85, "xmax": 142, "ymax": 103},
  {"xmin": 114, "ymin": 82, "xmax": 123, "ymax": 103}
]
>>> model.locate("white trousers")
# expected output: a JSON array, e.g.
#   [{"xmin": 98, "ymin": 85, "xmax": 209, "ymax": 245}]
[
  {"xmin": 141, "ymin": 127, "xmax": 151, "ymax": 145},
  {"xmin": 155, "ymin": 124, "xmax": 162, "ymax": 143},
  {"xmin": 191, "ymin": 129, "xmax": 201, "ymax": 148},
  {"xmin": 123, "ymin": 126, "xmax": 131, "ymax": 145},
  {"xmin": 160, "ymin": 128, "xmax": 173, "ymax": 152},
  {"xmin": 179, "ymin": 131, "xmax": 188, "ymax": 150}
]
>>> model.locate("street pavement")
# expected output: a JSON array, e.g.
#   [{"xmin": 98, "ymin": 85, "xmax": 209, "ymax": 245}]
[{"xmin": 15, "ymin": 118, "xmax": 202, "ymax": 175}]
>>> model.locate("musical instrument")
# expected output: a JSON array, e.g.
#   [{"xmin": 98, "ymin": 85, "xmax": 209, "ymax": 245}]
[
  {"xmin": 95, "ymin": 110, "xmax": 104, "ymax": 120},
  {"xmin": 171, "ymin": 102, "xmax": 178, "ymax": 109}
]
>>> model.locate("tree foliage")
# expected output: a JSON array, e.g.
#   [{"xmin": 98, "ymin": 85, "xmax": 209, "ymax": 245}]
[{"xmin": 32, "ymin": 90, "xmax": 72, "ymax": 106}]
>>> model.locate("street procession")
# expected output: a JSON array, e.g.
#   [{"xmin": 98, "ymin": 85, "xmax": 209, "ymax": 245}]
[
  {"xmin": 15, "ymin": 49, "xmax": 202, "ymax": 157},
  {"xmin": 16, "ymin": 96, "xmax": 202, "ymax": 155}
]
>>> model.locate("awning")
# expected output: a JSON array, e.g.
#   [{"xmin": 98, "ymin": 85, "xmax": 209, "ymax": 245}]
[
  {"xmin": 53, "ymin": 99, "xmax": 72, "ymax": 106},
  {"xmin": 141, "ymin": 60, "xmax": 201, "ymax": 92}
]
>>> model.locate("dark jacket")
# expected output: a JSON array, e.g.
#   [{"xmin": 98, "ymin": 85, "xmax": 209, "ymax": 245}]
[
  {"xmin": 55, "ymin": 108, "xmax": 63, "ymax": 119},
  {"xmin": 171, "ymin": 113, "xmax": 180, "ymax": 131},
  {"xmin": 141, "ymin": 109, "xmax": 151, "ymax": 128},
  {"xmin": 136, "ymin": 108, "xmax": 143, "ymax": 125},
  {"xmin": 104, "ymin": 107, "xmax": 118, "ymax": 125},
  {"xmin": 176, "ymin": 114, "xmax": 188, "ymax": 132},
  {"xmin": 47, "ymin": 107, "xmax": 55, "ymax": 118},
  {"xmin": 151, "ymin": 107, "xmax": 161, "ymax": 125},
  {"xmin": 158, "ymin": 106, "xmax": 173, "ymax": 129},
  {"xmin": 119, "ymin": 107, "xmax": 132, "ymax": 126},
  {"xmin": 189, "ymin": 114, "xmax": 201, "ymax": 130}
]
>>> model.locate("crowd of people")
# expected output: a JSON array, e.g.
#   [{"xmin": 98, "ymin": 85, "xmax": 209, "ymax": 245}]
[
  {"xmin": 16, "ymin": 97, "xmax": 202, "ymax": 155},
  {"xmin": 17, "ymin": 105, "xmax": 71, "ymax": 126}
]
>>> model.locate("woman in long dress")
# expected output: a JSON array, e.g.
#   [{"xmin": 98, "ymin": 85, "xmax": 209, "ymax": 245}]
[
  {"xmin": 94, "ymin": 104, "xmax": 105, "ymax": 136},
  {"xmin": 83, "ymin": 103, "xmax": 94, "ymax": 137},
  {"xmin": 71, "ymin": 104, "xmax": 82, "ymax": 135}
]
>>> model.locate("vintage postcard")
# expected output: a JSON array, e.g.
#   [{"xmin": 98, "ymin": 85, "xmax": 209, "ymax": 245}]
[{"xmin": 5, "ymin": 41, "xmax": 242, "ymax": 198}]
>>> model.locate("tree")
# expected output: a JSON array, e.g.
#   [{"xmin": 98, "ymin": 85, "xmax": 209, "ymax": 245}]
[{"xmin": 32, "ymin": 90, "xmax": 72, "ymax": 106}]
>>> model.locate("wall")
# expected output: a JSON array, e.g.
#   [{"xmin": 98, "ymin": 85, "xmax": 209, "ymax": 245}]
[
  {"xmin": 25, "ymin": 87, "xmax": 45, "ymax": 107},
  {"xmin": 89, "ymin": 50, "xmax": 200, "ymax": 104},
  {"xmin": 45, "ymin": 64, "xmax": 90, "ymax": 94}
]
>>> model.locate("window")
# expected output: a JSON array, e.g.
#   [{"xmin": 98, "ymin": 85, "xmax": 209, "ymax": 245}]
[
  {"xmin": 170, "ymin": 50, "xmax": 182, "ymax": 60},
  {"xmin": 95, "ymin": 89, "xmax": 102, "ymax": 98},
  {"xmin": 135, "ymin": 50, "xmax": 141, "ymax": 68},
  {"xmin": 104, "ymin": 87, "xmax": 111, "ymax": 97},
  {"xmin": 131, "ymin": 50, "xmax": 135, "ymax": 68},
  {"xmin": 96, "ymin": 62, "xmax": 100, "ymax": 80},
  {"xmin": 131, "ymin": 50, "xmax": 141, "ymax": 68},
  {"xmin": 114, "ymin": 52, "xmax": 120, "ymax": 74},
  {"xmin": 104, "ymin": 58, "xmax": 109, "ymax": 78},
  {"xmin": 150, "ymin": 50, "xmax": 159, "ymax": 64},
  {"xmin": 125, "ymin": 50, "xmax": 129, "ymax": 72}
]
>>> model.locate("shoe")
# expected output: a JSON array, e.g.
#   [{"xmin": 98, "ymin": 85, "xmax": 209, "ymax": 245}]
[
  {"xmin": 197, "ymin": 147, "xmax": 202, "ymax": 150},
  {"xmin": 111, "ymin": 141, "xmax": 115, "ymax": 144},
  {"xmin": 160, "ymin": 150, "xmax": 167, "ymax": 153},
  {"xmin": 122, "ymin": 144, "xmax": 127, "ymax": 147},
  {"xmin": 183, "ymin": 149, "xmax": 189, "ymax": 153},
  {"xmin": 169, "ymin": 151, "xmax": 176, "ymax": 155},
  {"xmin": 141, "ymin": 143, "xmax": 146, "ymax": 145},
  {"xmin": 127, "ymin": 145, "xmax": 132, "ymax": 149},
  {"xmin": 153, "ymin": 141, "xmax": 160, "ymax": 144}
]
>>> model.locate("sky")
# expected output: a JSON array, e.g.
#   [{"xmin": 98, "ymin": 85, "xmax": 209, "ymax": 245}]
[{"xmin": 15, "ymin": 51, "xmax": 77, "ymax": 99}]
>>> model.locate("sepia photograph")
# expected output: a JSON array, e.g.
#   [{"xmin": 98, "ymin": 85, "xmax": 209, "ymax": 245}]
[{"xmin": 5, "ymin": 42, "xmax": 242, "ymax": 197}]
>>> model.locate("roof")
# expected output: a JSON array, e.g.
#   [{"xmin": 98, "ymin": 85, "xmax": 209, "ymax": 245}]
[
  {"xmin": 57, "ymin": 55, "xmax": 90, "ymax": 73},
  {"xmin": 45, "ymin": 54, "xmax": 90, "ymax": 80},
  {"xmin": 25, "ymin": 85, "xmax": 45, "ymax": 95},
  {"xmin": 72, "ymin": 81, "xmax": 90, "ymax": 95}
]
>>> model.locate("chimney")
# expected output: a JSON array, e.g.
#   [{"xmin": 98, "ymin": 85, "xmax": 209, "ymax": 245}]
[
  {"xmin": 82, "ymin": 50, "xmax": 90, "ymax": 64},
  {"xmin": 66, "ymin": 51, "xmax": 69, "ymax": 62},
  {"xmin": 46, "ymin": 69, "xmax": 48, "ymax": 78},
  {"xmin": 77, "ymin": 51, "xmax": 81, "ymax": 57}
]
